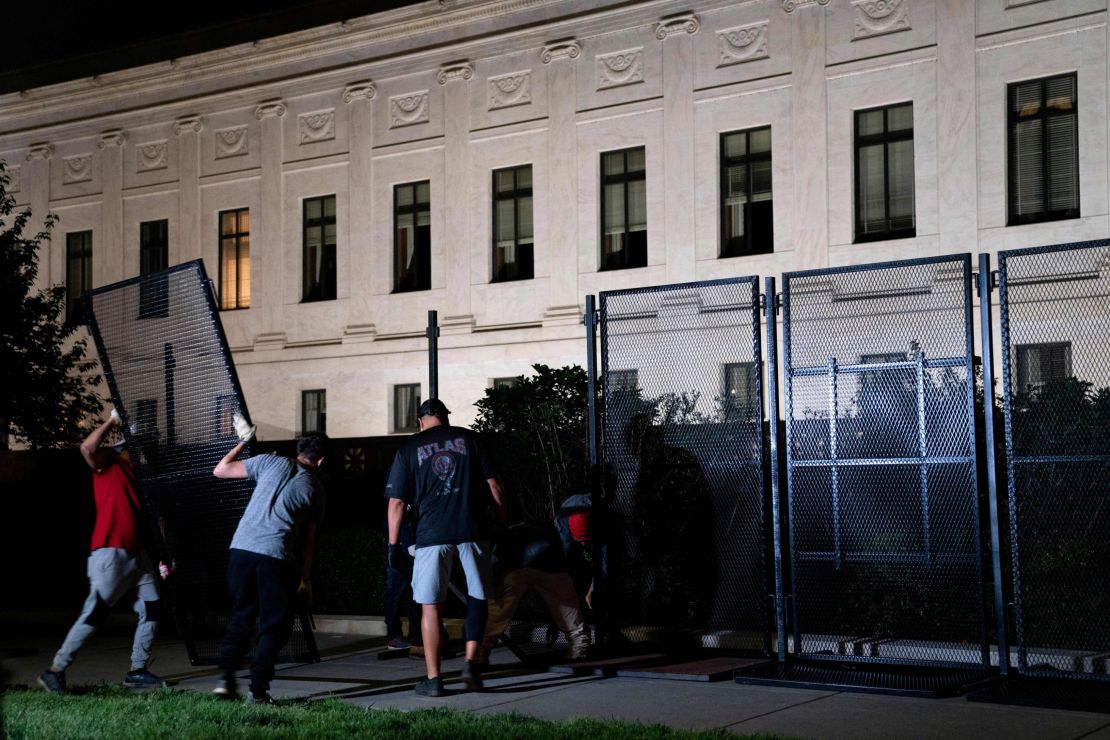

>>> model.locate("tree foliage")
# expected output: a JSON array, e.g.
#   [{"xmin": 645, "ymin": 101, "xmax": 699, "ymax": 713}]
[{"xmin": 0, "ymin": 161, "xmax": 101, "ymax": 449}]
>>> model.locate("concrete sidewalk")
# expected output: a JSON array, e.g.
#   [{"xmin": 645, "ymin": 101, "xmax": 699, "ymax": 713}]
[{"xmin": 5, "ymin": 618, "xmax": 1110, "ymax": 739}]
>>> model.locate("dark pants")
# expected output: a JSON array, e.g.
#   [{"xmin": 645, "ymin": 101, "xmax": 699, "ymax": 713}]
[{"xmin": 219, "ymin": 549, "xmax": 296, "ymax": 696}]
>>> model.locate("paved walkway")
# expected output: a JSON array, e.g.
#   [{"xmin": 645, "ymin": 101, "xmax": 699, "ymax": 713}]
[{"xmin": 4, "ymin": 616, "xmax": 1110, "ymax": 739}]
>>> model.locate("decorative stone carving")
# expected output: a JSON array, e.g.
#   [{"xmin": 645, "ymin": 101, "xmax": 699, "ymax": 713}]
[
  {"xmin": 137, "ymin": 140, "xmax": 168, "ymax": 172},
  {"xmin": 255, "ymin": 100, "xmax": 287, "ymax": 120},
  {"xmin": 389, "ymin": 91, "xmax": 429, "ymax": 128},
  {"xmin": 597, "ymin": 48, "xmax": 644, "ymax": 90},
  {"xmin": 783, "ymin": 0, "xmax": 830, "ymax": 11},
  {"xmin": 717, "ymin": 21, "xmax": 769, "ymax": 67},
  {"xmin": 541, "ymin": 39, "xmax": 581, "ymax": 64},
  {"xmin": 7, "ymin": 165, "xmax": 20, "ymax": 193},
  {"xmin": 343, "ymin": 81, "xmax": 376, "ymax": 103},
  {"xmin": 215, "ymin": 125, "xmax": 249, "ymax": 158},
  {"xmin": 853, "ymin": 0, "xmax": 910, "ymax": 39},
  {"xmin": 26, "ymin": 143, "xmax": 53, "ymax": 161},
  {"xmin": 488, "ymin": 71, "xmax": 532, "ymax": 110},
  {"xmin": 654, "ymin": 12, "xmax": 700, "ymax": 39},
  {"xmin": 299, "ymin": 109, "xmax": 336, "ymax": 143},
  {"xmin": 437, "ymin": 62, "xmax": 474, "ymax": 85},
  {"xmin": 174, "ymin": 116, "xmax": 203, "ymax": 135},
  {"xmin": 63, "ymin": 154, "xmax": 93, "ymax": 184},
  {"xmin": 98, "ymin": 130, "xmax": 126, "ymax": 149}
]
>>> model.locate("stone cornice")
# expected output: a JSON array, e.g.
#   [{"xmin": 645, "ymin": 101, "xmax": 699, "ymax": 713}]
[
  {"xmin": 97, "ymin": 130, "xmax": 127, "ymax": 148},
  {"xmin": 654, "ymin": 12, "xmax": 699, "ymax": 39},
  {"xmin": 437, "ymin": 62, "xmax": 474, "ymax": 85},
  {"xmin": 25, "ymin": 143, "xmax": 53, "ymax": 160},
  {"xmin": 255, "ymin": 100, "xmax": 287, "ymax": 119},
  {"xmin": 783, "ymin": 0, "xmax": 831, "ymax": 11},
  {"xmin": 342, "ymin": 81, "xmax": 376, "ymax": 103},
  {"xmin": 174, "ymin": 116, "xmax": 203, "ymax": 135},
  {"xmin": 541, "ymin": 39, "xmax": 581, "ymax": 64}
]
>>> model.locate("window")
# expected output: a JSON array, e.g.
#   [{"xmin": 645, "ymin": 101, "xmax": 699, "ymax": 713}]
[
  {"xmin": 492, "ymin": 165, "xmax": 534, "ymax": 282},
  {"xmin": 720, "ymin": 128, "xmax": 773, "ymax": 257},
  {"xmin": 215, "ymin": 395, "xmax": 237, "ymax": 438},
  {"xmin": 722, "ymin": 362, "xmax": 757, "ymax": 420},
  {"xmin": 608, "ymin": 369, "xmax": 639, "ymax": 394},
  {"xmin": 855, "ymin": 103, "xmax": 915, "ymax": 242},
  {"xmin": 600, "ymin": 147, "xmax": 647, "ymax": 270},
  {"xmin": 1016, "ymin": 342, "xmax": 1072, "ymax": 392},
  {"xmin": 303, "ymin": 195, "xmax": 337, "ymax": 302},
  {"xmin": 302, "ymin": 389, "xmax": 326, "ymax": 434},
  {"xmin": 1008, "ymin": 74, "xmax": 1079, "ymax": 225},
  {"xmin": 139, "ymin": 219, "xmax": 169, "ymax": 319},
  {"xmin": 492, "ymin": 377, "xmax": 520, "ymax": 390},
  {"xmin": 134, "ymin": 399, "xmax": 158, "ymax": 437},
  {"xmin": 394, "ymin": 182, "xmax": 431, "ymax": 293},
  {"xmin": 219, "ymin": 208, "xmax": 250, "ymax": 310},
  {"xmin": 65, "ymin": 231, "xmax": 92, "ymax": 325},
  {"xmin": 859, "ymin": 351, "xmax": 913, "ymax": 391},
  {"xmin": 394, "ymin": 384, "xmax": 421, "ymax": 433}
]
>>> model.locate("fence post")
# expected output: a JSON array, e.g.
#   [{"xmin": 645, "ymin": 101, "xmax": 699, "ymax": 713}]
[
  {"xmin": 764, "ymin": 277, "xmax": 788, "ymax": 663},
  {"xmin": 427, "ymin": 310, "xmax": 439, "ymax": 399},
  {"xmin": 585, "ymin": 296, "xmax": 599, "ymax": 467},
  {"xmin": 978, "ymin": 253, "xmax": 1010, "ymax": 676}
]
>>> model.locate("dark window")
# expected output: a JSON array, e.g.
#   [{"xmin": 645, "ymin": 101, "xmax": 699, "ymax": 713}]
[
  {"xmin": 492, "ymin": 377, "xmax": 520, "ymax": 390},
  {"xmin": 1008, "ymin": 74, "xmax": 1079, "ymax": 225},
  {"xmin": 720, "ymin": 128, "xmax": 773, "ymax": 257},
  {"xmin": 219, "ymin": 208, "xmax": 250, "ymax": 310},
  {"xmin": 722, "ymin": 362, "xmax": 757, "ymax": 420},
  {"xmin": 394, "ymin": 182, "xmax": 431, "ymax": 293},
  {"xmin": 600, "ymin": 147, "xmax": 647, "ymax": 270},
  {"xmin": 303, "ymin": 195, "xmax": 337, "ymax": 302},
  {"xmin": 1016, "ymin": 342, "xmax": 1072, "ymax": 392},
  {"xmin": 139, "ymin": 219, "xmax": 169, "ymax": 319},
  {"xmin": 65, "ymin": 231, "xmax": 93, "ymax": 325},
  {"xmin": 302, "ymin": 389, "xmax": 326, "ymax": 434},
  {"xmin": 215, "ymin": 394, "xmax": 237, "ymax": 438},
  {"xmin": 134, "ymin": 399, "xmax": 158, "ymax": 437},
  {"xmin": 608, "ymin": 369, "xmax": 639, "ymax": 393},
  {"xmin": 855, "ymin": 103, "xmax": 915, "ymax": 242},
  {"xmin": 394, "ymin": 384, "xmax": 421, "ymax": 433},
  {"xmin": 492, "ymin": 165, "xmax": 534, "ymax": 282}
]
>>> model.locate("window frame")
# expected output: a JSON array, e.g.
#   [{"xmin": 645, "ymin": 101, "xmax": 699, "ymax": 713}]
[
  {"xmin": 1007, "ymin": 72, "xmax": 1080, "ymax": 226},
  {"xmin": 1015, "ymin": 341, "xmax": 1072, "ymax": 392},
  {"xmin": 139, "ymin": 219, "xmax": 169, "ymax": 319},
  {"xmin": 491, "ymin": 165, "xmax": 535, "ymax": 283},
  {"xmin": 853, "ymin": 103, "xmax": 916, "ymax": 244},
  {"xmin": 599, "ymin": 147, "xmax": 648, "ymax": 271},
  {"xmin": 302, "ymin": 195, "xmax": 338, "ymax": 303},
  {"xmin": 218, "ymin": 207, "xmax": 250, "ymax": 310},
  {"xmin": 65, "ymin": 230, "xmax": 93, "ymax": 325},
  {"xmin": 721, "ymin": 361, "xmax": 758, "ymax": 420},
  {"xmin": 719, "ymin": 127, "xmax": 773, "ymax": 258},
  {"xmin": 301, "ymin": 389, "xmax": 327, "ymax": 434},
  {"xmin": 393, "ymin": 181, "xmax": 431, "ymax": 293},
  {"xmin": 393, "ymin": 383, "xmax": 422, "ymax": 434}
]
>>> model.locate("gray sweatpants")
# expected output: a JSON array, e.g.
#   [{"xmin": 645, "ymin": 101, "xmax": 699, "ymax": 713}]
[{"xmin": 52, "ymin": 548, "xmax": 160, "ymax": 671}]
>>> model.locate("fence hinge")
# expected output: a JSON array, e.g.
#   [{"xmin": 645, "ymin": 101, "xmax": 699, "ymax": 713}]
[
  {"xmin": 775, "ymin": 293, "xmax": 783, "ymax": 314},
  {"xmin": 991, "ymin": 270, "xmax": 1000, "ymax": 290},
  {"xmin": 759, "ymin": 293, "xmax": 767, "ymax": 316}
]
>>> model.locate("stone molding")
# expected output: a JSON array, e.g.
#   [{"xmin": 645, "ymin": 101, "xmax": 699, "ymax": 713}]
[
  {"xmin": 541, "ymin": 39, "xmax": 581, "ymax": 64},
  {"xmin": 596, "ymin": 48, "xmax": 644, "ymax": 90},
  {"xmin": 98, "ymin": 130, "xmax": 127, "ymax": 148},
  {"xmin": 63, "ymin": 154, "xmax": 93, "ymax": 184},
  {"xmin": 654, "ymin": 12, "xmax": 699, "ymax": 40},
  {"xmin": 215, "ymin": 125, "xmax": 249, "ymax": 158},
  {"xmin": 342, "ymin": 81, "xmax": 376, "ymax": 103},
  {"xmin": 783, "ymin": 0, "xmax": 830, "ymax": 11},
  {"xmin": 137, "ymin": 140, "xmax": 168, "ymax": 171},
  {"xmin": 26, "ymin": 143, "xmax": 54, "ymax": 161},
  {"xmin": 487, "ymin": 70, "xmax": 532, "ymax": 110},
  {"xmin": 389, "ymin": 91, "xmax": 429, "ymax": 128},
  {"xmin": 437, "ymin": 62, "xmax": 474, "ymax": 85},
  {"xmin": 174, "ymin": 116, "xmax": 204, "ymax": 135},
  {"xmin": 852, "ymin": 0, "xmax": 910, "ymax": 40},
  {"xmin": 6, "ymin": 165, "xmax": 20, "ymax": 193},
  {"xmin": 298, "ymin": 109, "xmax": 336, "ymax": 143},
  {"xmin": 255, "ymin": 100, "xmax": 287, "ymax": 119},
  {"xmin": 717, "ymin": 21, "xmax": 769, "ymax": 67}
]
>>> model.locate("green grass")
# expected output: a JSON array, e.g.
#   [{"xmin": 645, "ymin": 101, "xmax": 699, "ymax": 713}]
[{"xmin": 2, "ymin": 685, "xmax": 784, "ymax": 739}]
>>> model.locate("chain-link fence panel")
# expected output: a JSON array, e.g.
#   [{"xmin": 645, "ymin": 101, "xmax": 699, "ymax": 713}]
[
  {"xmin": 600, "ymin": 277, "xmax": 769, "ymax": 653},
  {"xmin": 781, "ymin": 255, "xmax": 986, "ymax": 667},
  {"xmin": 83, "ymin": 260, "xmax": 318, "ymax": 665},
  {"xmin": 998, "ymin": 239, "xmax": 1110, "ymax": 681}
]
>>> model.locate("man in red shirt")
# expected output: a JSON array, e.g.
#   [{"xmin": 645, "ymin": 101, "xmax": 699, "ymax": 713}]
[{"xmin": 38, "ymin": 409, "xmax": 168, "ymax": 693}]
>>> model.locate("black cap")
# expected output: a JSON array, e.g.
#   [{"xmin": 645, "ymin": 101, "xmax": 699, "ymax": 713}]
[{"xmin": 418, "ymin": 398, "xmax": 451, "ymax": 418}]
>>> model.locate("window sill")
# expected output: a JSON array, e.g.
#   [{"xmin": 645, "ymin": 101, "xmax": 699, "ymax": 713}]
[
  {"xmin": 1006, "ymin": 211, "xmax": 1080, "ymax": 227},
  {"xmin": 598, "ymin": 263, "xmax": 649, "ymax": 272},
  {"xmin": 853, "ymin": 229, "xmax": 916, "ymax": 245},
  {"xmin": 490, "ymin": 275, "xmax": 534, "ymax": 284}
]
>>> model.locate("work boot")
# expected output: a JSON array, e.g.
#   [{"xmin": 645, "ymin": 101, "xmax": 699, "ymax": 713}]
[{"xmin": 461, "ymin": 660, "xmax": 484, "ymax": 691}]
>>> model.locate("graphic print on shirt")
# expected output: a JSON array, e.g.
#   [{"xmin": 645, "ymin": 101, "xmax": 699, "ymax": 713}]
[{"xmin": 417, "ymin": 438, "xmax": 467, "ymax": 497}]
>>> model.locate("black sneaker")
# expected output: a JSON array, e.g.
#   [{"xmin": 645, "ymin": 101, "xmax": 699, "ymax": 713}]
[
  {"xmin": 461, "ymin": 660, "xmax": 484, "ymax": 692},
  {"xmin": 246, "ymin": 691, "xmax": 277, "ymax": 706},
  {"xmin": 123, "ymin": 669, "xmax": 164, "ymax": 689},
  {"xmin": 387, "ymin": 636, "xmax": 411, "ymax": 650},
  {"xmin": 212, "ymin": 678, "xmax": 238, "ymax": 700},
  {"xmin": 38, "ymin": 670, "xmax": 66, "ymax": 694},
  {"xmin": 414, "ymin": 676, "xmax": 444, "ymax": 697}
]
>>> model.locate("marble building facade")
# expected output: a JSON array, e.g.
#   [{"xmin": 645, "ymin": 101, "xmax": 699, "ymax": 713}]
[{"xmin": 0, "ymin": 0, "xmax": 1106, "ymax": 439}]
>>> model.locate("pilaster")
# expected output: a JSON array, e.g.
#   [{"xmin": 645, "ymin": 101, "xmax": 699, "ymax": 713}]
[
  {"xmin": 255, "ymin": 100, "xmax": 286, "ymax": 346},
  {"xmin": 343, "ymin": 82, "xmax": 377, "ymax": 340},
  {"xmin": 97, "ymin": 130, "xmax": 126, "ymax": 285},
  {"xmin": 438, "ymin": 62, "xmax": 476, "ymax": 335},
  {"xmin": 790, "ymin": 5, "xmax": 829, "ymax": 269},
  {"xmin": 174, "ymin": 116, "xmax": 203, "ymax": 265},
  {"xmin": 659, "ymin": 13, "xmax": 699, "ymax": 283}
]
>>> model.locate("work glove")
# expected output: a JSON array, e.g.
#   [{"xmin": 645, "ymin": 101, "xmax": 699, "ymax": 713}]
[
  {"xmin": 297, "ymin": 578, "xmax": 313, "ymax": 607},
  {"xmin": 232, "ymin": 413, "xmax": 256, "ymax": 442},
  {"xmin": 110, "ymin": 408, "xmax": 122, "ymax": 425},
  {"xmin": 158, "ymin": 560, "xmax": 176, "ymax": 580},
  {"xmin": 388, "ymin": 544, "xmax": 414, "ymax": 578}
]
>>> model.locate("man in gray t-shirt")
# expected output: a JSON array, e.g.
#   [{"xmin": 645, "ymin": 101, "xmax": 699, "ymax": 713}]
[{"xmin": 211, "ymin": 418, "xmax": 328, "ymax": 704}]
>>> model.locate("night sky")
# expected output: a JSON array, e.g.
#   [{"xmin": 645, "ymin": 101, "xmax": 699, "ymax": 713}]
[{"xmin": 1, "ymin": 0, "xmax": 422, "ymax": 95}]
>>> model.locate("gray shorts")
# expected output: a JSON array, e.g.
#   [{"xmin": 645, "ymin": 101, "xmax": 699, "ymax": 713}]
[{"xmin": 412, "ymin": 541, "xmax": 492, "ymax": 605}]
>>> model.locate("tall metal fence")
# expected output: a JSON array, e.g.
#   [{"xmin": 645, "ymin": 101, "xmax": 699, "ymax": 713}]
[
  {"xmin": 83, "ymin": 260, "xmax": 317, "ymax": 665},
  {"xmin": 599, "ymin": 277, "xmax": 769, "ymax": 652},
  {"xmin": 780, "ymin": 255, "xmax": 987, "ymax": 668},
  {"xmin": 998, "ymin": 239, "xmax": 1110, "ymax": 682}
]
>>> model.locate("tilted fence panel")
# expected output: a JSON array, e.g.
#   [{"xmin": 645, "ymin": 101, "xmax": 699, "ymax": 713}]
[
  {"xmin": 998, "ymin": 239, "xmax": 1110, "ymax": 681},
  {"xmin": 781, "ymin": 255, "xmax": 987, "ymax": 667}
]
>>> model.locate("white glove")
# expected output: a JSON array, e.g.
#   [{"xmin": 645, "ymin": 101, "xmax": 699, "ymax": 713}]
[
  {"xmin": 232, "ymin": 413, "xmax": 256, "ymax": 442},
  {"xmin": 110, "ymin": 409, "xmax": 122, "ymax": 426}
]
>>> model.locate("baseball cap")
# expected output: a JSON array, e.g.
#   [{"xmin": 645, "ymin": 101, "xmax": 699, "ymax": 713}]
[{"xmin": 418, "ymin": 398, "xmax": 451, "ymax": 418}]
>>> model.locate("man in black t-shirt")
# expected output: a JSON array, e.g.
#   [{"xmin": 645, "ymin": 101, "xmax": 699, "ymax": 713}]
[{"xmin": 385, "ymin": 399, "xmax": 508, "ymax": 697}]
